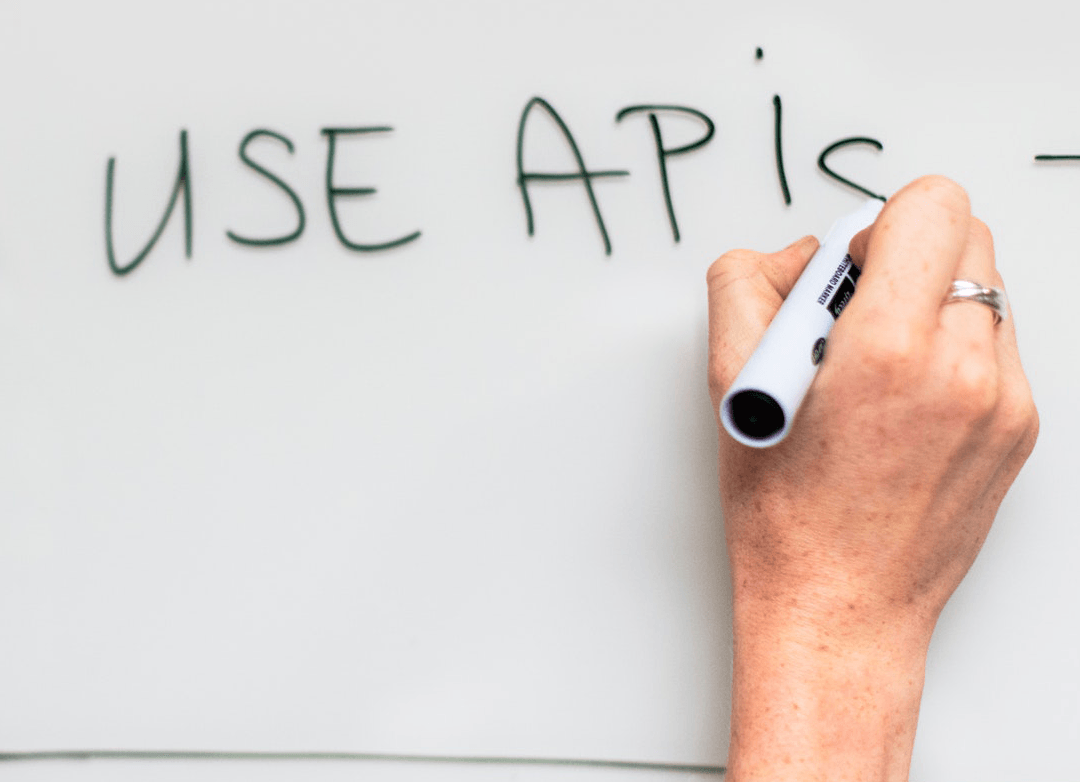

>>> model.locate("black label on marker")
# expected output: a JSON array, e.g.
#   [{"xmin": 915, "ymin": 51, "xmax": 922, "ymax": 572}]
[{"xmin": 827, "ymin": 276, "xmax": 856, "ymax": 319}]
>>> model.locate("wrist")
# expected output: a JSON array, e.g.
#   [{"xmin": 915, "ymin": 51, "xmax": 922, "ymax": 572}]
[{"xmin": 727, "ymin": 590, "xmax": 933, "ymax": 782}]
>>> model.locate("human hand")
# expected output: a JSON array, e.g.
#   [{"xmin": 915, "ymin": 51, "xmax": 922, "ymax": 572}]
[{"xmin": 706, "ymin": 176, "xmax": 1038, "ymax": 780}]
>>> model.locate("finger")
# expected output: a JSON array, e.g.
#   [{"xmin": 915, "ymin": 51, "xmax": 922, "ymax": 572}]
[
  {"xmin": 934, "ymin": 219, "xmax": 1001, "ymax": 413},
  {"xmin": 844, "ymin": 175, "xmax": 972, "ymax": 341},
  {"xmin": 706, "ymin": 236, "xmax": 819, "ymax": 402},
  {"xmin": 935, "ymin": 219, "xmax": 1027, "ymax": 380},
  {"xmin": 759, "ymin": 235, "xmax": 820, "ymax": 297},
  {"xmin": 978, "ymin": 287, "xmax": 1038, "ymax": 505},
  {"xmin": 848, "ymin": 226, "xmax": 871, "ymax": 268},
  {"xmin": 986, "ymin": 271, "xmax": 1033, "ymax": 451},
  {"xmin": 992, "ymin": 280, "xmax": 1026, "ymax": 388},
  {"xmin": 939, "ymin": 219, "xmax": 1000, "ymax": 340},
  {"xmin": 706, "ymin": 235, "xmax": 819, "ymax": 302}
]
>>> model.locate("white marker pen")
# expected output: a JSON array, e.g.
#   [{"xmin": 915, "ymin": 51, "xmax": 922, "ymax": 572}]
[{"xmin": 720, "ymin": 198, "xmax": 883, "ymax": 447}]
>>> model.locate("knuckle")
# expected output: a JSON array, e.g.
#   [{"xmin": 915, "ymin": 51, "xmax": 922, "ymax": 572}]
[
  {"xmin": 947, "ymin": 354, "xmax": 999, "ymax": 417},
  {"xmin": 846, "ymin": 321, "xmax": 928, "ymax": 381},
  {"xmin": 1023, "ymin": 403, "xmax": 1041, "ymax": 455},
  {"xmin": 706, "ymin": 249, "xmax": 759, "ymax": 287},
  {"xmin": 998, "ymin": 382, "xmax": 1040, "ymax": 447},
  {"xmin": 910, "ymin": 174, "xmax": 971, "ymax": 216}
]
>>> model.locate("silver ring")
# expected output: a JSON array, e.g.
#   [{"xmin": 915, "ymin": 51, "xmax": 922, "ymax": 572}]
[{"xmin": 944, "ymin": 280, "xmax": 1008, "ymax": 324}]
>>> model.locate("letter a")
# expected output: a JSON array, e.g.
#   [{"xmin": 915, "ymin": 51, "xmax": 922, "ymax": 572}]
[{"xmin": 516, "ymin": 97, "xmax": 628, "ymax": 256}]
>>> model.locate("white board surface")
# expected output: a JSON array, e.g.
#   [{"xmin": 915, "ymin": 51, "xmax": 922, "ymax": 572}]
[{"xmin": 1, "ymin": 1, "xmax": 1077, "ymax": 780}]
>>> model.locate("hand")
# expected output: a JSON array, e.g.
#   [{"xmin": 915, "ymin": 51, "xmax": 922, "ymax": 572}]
[{"xmin": 706, "ymin": 176, "xmax": 1038, "ymax": 781}]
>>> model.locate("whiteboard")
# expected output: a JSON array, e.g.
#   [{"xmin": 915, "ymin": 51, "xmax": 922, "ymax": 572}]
[{"xmin": 0, "ymin": 1, "xmax": 1077, "ymax": 780}]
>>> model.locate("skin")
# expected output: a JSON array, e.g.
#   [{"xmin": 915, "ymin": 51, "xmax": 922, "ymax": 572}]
[{"xmin": 706, "ymin": 176, "xmax": 1039, "ymax": 781}]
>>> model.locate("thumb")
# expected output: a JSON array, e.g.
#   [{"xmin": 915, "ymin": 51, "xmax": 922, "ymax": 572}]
[{"xmin": 707, "ymin": 235, "xmax": 819, "ymax": 404}]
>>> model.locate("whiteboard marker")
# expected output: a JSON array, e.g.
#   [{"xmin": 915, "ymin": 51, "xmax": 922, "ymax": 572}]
[{"xmin": 720, "ymin": 198, "xmax": 883, "ymax": 447}]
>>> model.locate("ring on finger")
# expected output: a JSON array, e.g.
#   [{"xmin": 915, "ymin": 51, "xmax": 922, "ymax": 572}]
[{"xmin": 944, "ymin": 279, "xmax": 1008, "ymax": 324}]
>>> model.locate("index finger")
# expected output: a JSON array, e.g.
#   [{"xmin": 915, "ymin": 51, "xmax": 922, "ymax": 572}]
[{"xmin": 845, "ymin": 175, "xmax": 972, "ymax": 339}]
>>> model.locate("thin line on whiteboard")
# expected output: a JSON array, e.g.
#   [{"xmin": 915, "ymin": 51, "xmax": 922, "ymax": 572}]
[{"xmin": 0, "ymin": 749, "xmax": 724, "ymax": 774}]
